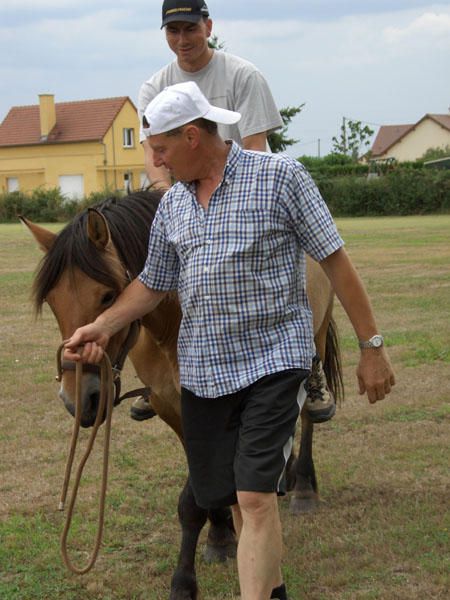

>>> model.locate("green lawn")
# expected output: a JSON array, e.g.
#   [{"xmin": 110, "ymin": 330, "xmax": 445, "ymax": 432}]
[{"xmin": 0, "ymin": 215, "xmax": 448, "ymax": 599}]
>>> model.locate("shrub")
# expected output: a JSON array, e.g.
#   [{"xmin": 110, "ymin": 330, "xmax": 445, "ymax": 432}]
[
  {"xmin": 1, "ymin": 168, "xmax": 449, "ymax": 222},
  {"xmin": 317, "ymin": 169, "xmax": 450, "ymax": 216},
  {"xmin": 299, "ymin": 153, "xmax": 369, "ymax": 177},
  {"xmin": 0, "ymin": 187, "xmax": 123, "ymax": 223},
  {"xmin": 0, "ymin": 188, "xmax": 66, "ymax": 222}
]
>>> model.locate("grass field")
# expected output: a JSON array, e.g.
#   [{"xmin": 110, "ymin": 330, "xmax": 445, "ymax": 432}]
[{"xmin": 0, "ymin": 215, "xmax": 449, "ymax": 599}]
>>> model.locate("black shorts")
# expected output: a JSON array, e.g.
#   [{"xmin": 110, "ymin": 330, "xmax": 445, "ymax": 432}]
[{"xmin": 181, "ymin": 369, "xmax": 308, "ymax": 509}]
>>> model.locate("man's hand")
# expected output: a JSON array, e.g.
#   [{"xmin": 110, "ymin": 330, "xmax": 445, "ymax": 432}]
[
  {"xmin": 357, "ymin": 348, "xmax": 396, "ymax": 403},
  {"xmin": 64, "ymin": 321, "xmax": 111, "ymax": 364}
]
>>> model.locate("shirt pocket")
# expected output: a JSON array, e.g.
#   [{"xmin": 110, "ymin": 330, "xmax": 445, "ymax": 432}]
[{"xmin": 222, "ymin": 209, "xmax": 284, "ymax": 270}]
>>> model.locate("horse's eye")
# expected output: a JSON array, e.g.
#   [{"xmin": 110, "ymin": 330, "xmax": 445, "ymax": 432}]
[{"xmin": 101, "ymin": 291, "xmax": 116, "ymax": 307}]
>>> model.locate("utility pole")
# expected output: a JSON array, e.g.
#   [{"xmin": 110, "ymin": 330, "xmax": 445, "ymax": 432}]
[
  {"xmin": 317, "ymin": 139, "xmax": 321, "ymax": 158},
  {"xmin": 342, "ymin": 116, "xmax": 347, "ymax": 155}
]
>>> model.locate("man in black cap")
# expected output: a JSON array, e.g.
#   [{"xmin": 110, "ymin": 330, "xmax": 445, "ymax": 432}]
[
  {"xmin": 133, "ymin": 0, "xmax": 337, "ymax": 426},
  {"xmin": 137, "ymin": 0, "xmax": 283, "ymax": 188}
]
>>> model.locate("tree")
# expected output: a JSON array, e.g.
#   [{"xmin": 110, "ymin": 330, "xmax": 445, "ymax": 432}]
[
  {"xmin": 420, "ymin": 145, "xmax": 450, "ymax": 162},
  {"xmin": 268, "ymin": 105, "xmax": 304, "ymax": 153},
  {"xmin": 208, "ymin": 34, "xmax": 225, "ymax": 50},
  {"xmin": 332, "ymin": 118, "xmax": 374, "ymax": 161}
]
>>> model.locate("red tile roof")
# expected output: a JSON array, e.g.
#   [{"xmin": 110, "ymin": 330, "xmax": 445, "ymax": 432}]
[
  {"xmin": 0, "ymin": 97, "xmax": 132, "ymax": 147},
  {"xmin": 427, "ymin": 113, "xmax": 450, "ymax": 131},
  {"xmin": 372, "ymin": 114, "xmax": 450, "ymax": 157},
  {"xmin": 371, "ymin": 124, "xmax": 414, "ymax": 157}
]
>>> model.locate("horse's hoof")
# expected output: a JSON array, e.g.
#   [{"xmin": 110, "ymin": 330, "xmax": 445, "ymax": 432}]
[
  {"xmin": 169, "ymin": 572, "xmax": 197, "ymax": 600},
  {"xmin": 169, "ymin": 592, "xmax": 196, "ymax": 600},
  {"xmin": 289, "ymin": 495, "xmax": 320, "ymax": 515},
  {"xmin": 203, "ymin": 541, "xmax": 237, "ymax": 563}
]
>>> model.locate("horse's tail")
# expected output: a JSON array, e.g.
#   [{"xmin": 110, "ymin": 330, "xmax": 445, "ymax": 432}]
[{"xmin": 323, "ymin": 316, "xmax": 344, "ymax": 404}]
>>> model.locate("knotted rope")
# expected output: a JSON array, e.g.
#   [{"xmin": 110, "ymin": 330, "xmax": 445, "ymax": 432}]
[{"xmin": 56, "ymin": 344, "xmax": 115, "ymax": 575}]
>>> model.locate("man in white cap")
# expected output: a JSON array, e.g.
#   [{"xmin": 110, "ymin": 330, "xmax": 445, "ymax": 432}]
[{"xmin": 64, "ymin": 82, "xmax": 395, "ymax": 600}]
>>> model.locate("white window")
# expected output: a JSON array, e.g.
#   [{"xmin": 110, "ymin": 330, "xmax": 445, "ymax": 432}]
[
  {"xmin": 123, "ymin": 172, "xmax": 133, "ymax": 193},
  {"xmin": 123, "ymin": 128, "xmax": 135, "ymax": 148},
  {"xmin": 59, "ymin": 175, "xmax": 84, "ymax": 200},
  {"xmin": 140, "ymin": 171, "xmax": 149, "ymax": 189},
  {"xmin": 7, "ymin": 177, "xmax": 19, "ymax": 192}
]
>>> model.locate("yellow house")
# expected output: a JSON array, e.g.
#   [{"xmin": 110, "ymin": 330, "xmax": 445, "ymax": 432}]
[
  {"xmin": 0, "ymin": 94, "xmax": 147, "ymax": 198},
  {"xmin": 371, "ymin": 113, "xmax": 450, "ymax": 162}
]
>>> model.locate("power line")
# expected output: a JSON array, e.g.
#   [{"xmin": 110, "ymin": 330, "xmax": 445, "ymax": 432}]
[
  {"xmin": 343, "ymin": 116, "xmax": 382, "ymax": 128},
  {"xmin": 296, "ymin": 139, "xmax": 320, "ymax": 147}
]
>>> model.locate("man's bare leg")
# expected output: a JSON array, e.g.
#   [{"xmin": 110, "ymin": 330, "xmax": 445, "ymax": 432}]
[{"xmin": 232, "ymin": 491, "xmax": 283, "ymax": 600}]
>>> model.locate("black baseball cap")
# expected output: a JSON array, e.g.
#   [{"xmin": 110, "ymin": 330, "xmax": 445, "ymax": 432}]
[{"xmin": 161, "ymin": 0, "xmax": 209, "ymax": 28}]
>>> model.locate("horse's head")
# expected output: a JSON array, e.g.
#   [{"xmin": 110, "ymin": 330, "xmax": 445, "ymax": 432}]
[{"xmin": 22, "ymin": 207, "xmax": 144, "ymax": 427}]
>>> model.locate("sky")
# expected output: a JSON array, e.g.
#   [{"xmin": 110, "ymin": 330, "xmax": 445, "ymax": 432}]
[{"xmin": 1, "ymin": 0, "xmax": 449, "ymax": 157}]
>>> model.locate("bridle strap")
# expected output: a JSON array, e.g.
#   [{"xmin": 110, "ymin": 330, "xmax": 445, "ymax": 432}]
[
  {"xmin": 60, "ymin": 361, "xmax": 100, "ymax": 375},
  {"xmin": 113, "ymin": 319, "xmax": 141, "ymax": 375}
]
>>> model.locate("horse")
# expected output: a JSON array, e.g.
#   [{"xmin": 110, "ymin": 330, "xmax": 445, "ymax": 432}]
[{"xmin": 21, "ymin": 189, "xmax": 343, "ymax": 600}]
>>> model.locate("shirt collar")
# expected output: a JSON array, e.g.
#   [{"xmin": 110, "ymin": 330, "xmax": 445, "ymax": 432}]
[{"xmin": 222, "ymin": 141, "xmax": 242, "ymax": 186}]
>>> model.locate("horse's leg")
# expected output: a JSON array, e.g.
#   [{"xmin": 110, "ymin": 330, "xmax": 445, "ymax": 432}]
[
  {"xmin": 288, "ymin": 413, "xmax": 319, "ymax": 514},
  {"xmin": 288, "ymin": 303, "xmax": 338, "ymax": 515},
  {"xmin": 288, "ymin": 314, "xmax": 343, "ymax": 515},
  {"xmin": 170, "ymin": 477, "xmax": 207, "ymax": 600},
  {"xmin": 204, "ymin": 506, "xmax": 237, "ymax": 563}
]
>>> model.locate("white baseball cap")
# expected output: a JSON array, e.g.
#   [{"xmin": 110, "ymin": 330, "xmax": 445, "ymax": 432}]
[{"xmin": 142, "ymin": 81, "xmax": 241, "ymax": 136}]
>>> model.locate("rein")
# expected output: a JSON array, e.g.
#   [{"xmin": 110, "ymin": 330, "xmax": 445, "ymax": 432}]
[
  {"xmin": 55, "ymin": 322, "xmax": 153, "ymax": 575},
  {"xmin": 56, "ymin": 343, "xmax": 114, "ymax": 574}
]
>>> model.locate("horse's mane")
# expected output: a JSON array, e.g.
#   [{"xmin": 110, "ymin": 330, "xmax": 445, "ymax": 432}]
[{"xmin": 33, "ymin": 189, "xmax": 163, "ymax": 313}]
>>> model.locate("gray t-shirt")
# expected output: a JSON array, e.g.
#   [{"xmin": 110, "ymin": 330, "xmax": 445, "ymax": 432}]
[{"xmin": 137, "ymin": 51, "xmax": 283, "ymax": 144}]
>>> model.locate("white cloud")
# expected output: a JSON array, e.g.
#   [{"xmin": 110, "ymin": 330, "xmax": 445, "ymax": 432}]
[
  {"xmin": 213, "ymin": 7, "xmax": 450, "ymax": 155},
  {"xmin": 384, "ymin": 11, "xmax": 450, "ymax": 43},
  {"xmin": 1, "ymin": 3, "xmax": 449, "ymax": 157},
  {"xmin": 1, "ymin": 0, "xmax": 108, "ymax": 8}
]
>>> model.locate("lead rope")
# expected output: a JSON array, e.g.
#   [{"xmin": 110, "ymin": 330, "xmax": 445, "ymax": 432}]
[{"xmin": 56, "ymin": 343, "xmax": 115, "ymax": 574}]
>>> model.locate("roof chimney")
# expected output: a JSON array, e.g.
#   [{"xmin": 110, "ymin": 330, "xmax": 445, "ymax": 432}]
[{"xmin": 39, "ymin": 94, "xmax": 56, "ymax": 141}]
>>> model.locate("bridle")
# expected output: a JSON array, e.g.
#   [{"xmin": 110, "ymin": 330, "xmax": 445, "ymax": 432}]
[{"xmin": 56, "ymin": 319, "xmax": 152, "ymax": 408}]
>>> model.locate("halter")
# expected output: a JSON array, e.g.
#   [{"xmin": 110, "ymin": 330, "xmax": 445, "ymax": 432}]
[{"xmin": 56, "ymin": 319, "xmax": 153, "ymax": 408}]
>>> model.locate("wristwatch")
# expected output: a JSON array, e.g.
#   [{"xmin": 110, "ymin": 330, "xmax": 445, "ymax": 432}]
[{"xmin": 358, "ymin": 334, "xmax": 384, "ymax": 349}]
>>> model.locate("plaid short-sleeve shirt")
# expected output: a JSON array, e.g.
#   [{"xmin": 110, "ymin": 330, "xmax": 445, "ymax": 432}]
[{"xmin": 139, "ymin": 142, "xmax": 344, "ymax": 397}]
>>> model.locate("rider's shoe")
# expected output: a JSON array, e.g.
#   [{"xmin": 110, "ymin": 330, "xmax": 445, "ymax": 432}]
[
  {"xmin": 130, "ymin": 395, "xmax": 157, "ymax": 421},
  {"xmin": 304, "ymin": 355, "xmax": 336, "ymax": 423}
]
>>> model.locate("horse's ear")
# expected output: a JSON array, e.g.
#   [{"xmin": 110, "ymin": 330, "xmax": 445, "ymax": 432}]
[
  {"xmin": 19, "ymin": 216, "xmax": 56, "ymax": 253},
  {"xmin": 87, "ymin": 209, "xmax": 112, "ymax": 250}
]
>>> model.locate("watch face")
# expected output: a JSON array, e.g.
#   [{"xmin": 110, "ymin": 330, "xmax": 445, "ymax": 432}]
[{"xmin": 372, "ymin": 335, "xmax": 383, "ymax": 347}]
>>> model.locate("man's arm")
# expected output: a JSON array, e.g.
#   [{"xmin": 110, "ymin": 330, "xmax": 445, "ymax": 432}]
[
  {"xmin": 242, "ymin": 132, "xmax": 269, "ymax": 151},
  {"xmin": 64, "ymin": 279, "xmax": 167, "ymax": 364},
  {"xmin": 143, "ymin": 139, "xmax": 171, "ymax": 190},
  {"xmin": 320, "ymin": 247, "xmax": 396, "ymax": 403},
  {"xmin": 138, "ymin": 81, "xmax": 171, "ymax": 189}
]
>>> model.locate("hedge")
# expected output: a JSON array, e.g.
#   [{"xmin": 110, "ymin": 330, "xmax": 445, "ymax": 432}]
[
  {"xmin": 1, "ymin": 168, "xmax": 449, "ymax": 222},
  {"xmin": 0, "ymin": 188, "xmax": 122, "ymax": 223},
  {"xmin": 315, "ymin": 169, "xmax": 450, "ymax": 216}
]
